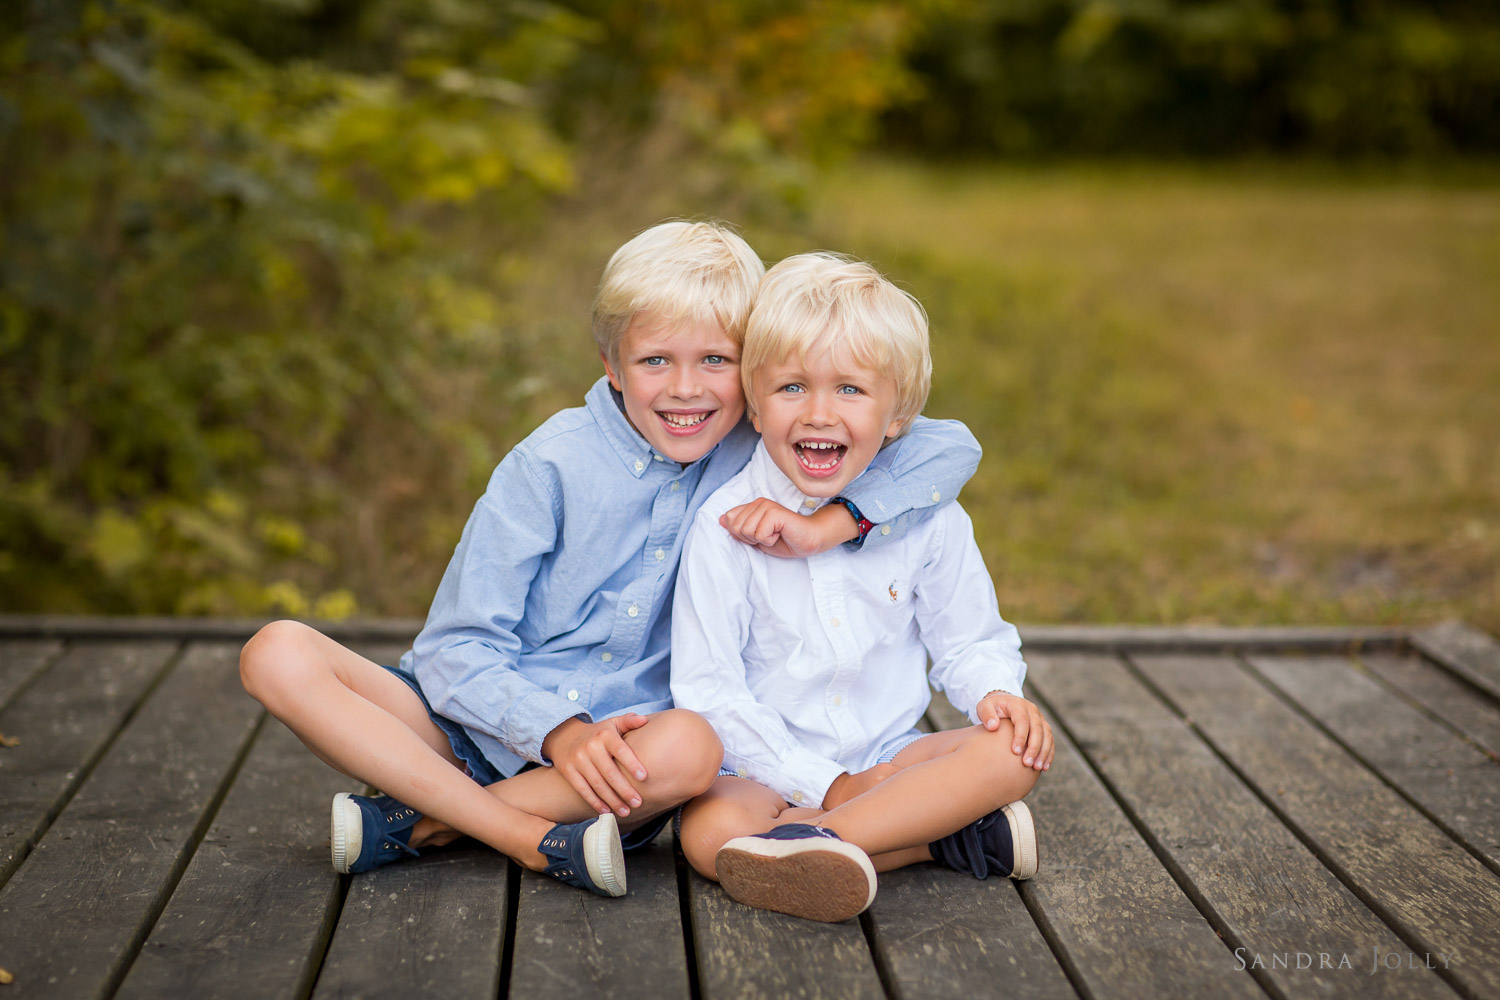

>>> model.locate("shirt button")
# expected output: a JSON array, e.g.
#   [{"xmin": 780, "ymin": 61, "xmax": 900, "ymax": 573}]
[
  {"xmin": 654, "ymin": 454, "xmax": 665, "ymax": 462},
  {"xmin": 634, "ymin": 460, "xmax": 645, "ymax": 472},
  {"xmin": 931, "ymin": 490, "xmax": 941, "ymax": 501},
  {"xmin": 567, "ymin": 690, "xmax": 579, "ymax": 701},
  {"xmin": 654, "ymin": 548, "xmax": 666, "ymax": 561},
  {"xmin": 670, "ymin": 481, "xmax": 680, "ymax": 492},
  {"xmin": 830, "ymin": 617, "xmax": 841, "ymax": 627},
  {"xmin": 880, "ymin": 524, "xmax": 891, "ymax": 536},
  {"xmin": 792, "ymin": 792, "xmax": 804, "ymax": 803},
  {"xmin": 627, "ymin": 605, "xmax": 639, "ymax": 617},
  {"xmin": 802, "ymin": 498, "xmax": 817, "ymax": 509},
  {"xmin": 831, "ymin": 695, "xmax": 842, "ymax": 706},
  {"xmin": 601, "ymin": 652, "xmax": 612, "ymax": 662}
]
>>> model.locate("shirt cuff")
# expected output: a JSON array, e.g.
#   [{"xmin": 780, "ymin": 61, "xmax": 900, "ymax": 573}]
[
  {"xmin": 521, "ymin": 699, "xmax": 594, "ymax": 764},
  {"xmin": 771, "ymin": 747, "xmax": 848, "ymax": 808}
]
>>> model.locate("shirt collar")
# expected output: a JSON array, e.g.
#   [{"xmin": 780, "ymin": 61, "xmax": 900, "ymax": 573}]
[
  {"xmin": 747, "ymin": 441, "xmax": 831, "ymax": 515},
  {"xmin": 584, "ymin": 376, "xmax": 728, "ymax": 479},
  {"xmin": 585, "ymin": 376, "xmax": 661, "ymax": 478}
]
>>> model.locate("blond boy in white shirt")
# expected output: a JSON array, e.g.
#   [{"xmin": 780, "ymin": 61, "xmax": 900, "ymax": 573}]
[{"xmin": 670, "ymin": 253, "xmax": 1054, "ymax": 923}]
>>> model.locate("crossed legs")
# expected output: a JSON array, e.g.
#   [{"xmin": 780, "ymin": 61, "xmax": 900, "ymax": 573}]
[
  {"xmin": 239, "ymin": 620, "xmax": 720, "ymax": 869},
  {"xmin": 678, "ymin": 723, "xmax": 1040, "ymax": 879}
]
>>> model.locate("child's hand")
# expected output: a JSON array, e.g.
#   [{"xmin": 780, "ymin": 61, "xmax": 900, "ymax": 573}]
[
  {"xmin": 820, "ymin": 762, "xmax": 900, "ymax": 809},
  {"xmin": 719, "ymin": 498, "xmax": 859, "ymax": 558},
  {"xmin": 541, "ymin": 714, "xmax": 651, "ymax": 817},
  {"xmin": 976, "ymin": 691, "xmax": 1053, "ymax": 771}
]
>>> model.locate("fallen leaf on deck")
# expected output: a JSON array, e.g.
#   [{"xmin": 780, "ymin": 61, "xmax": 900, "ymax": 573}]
[
  {"xmin": 0, "ymin": 733, "xmax": 18, "ymax": 748},
  {"xmin": 0, "ymin": 966, "xmax": 14, "ymax": 984}
]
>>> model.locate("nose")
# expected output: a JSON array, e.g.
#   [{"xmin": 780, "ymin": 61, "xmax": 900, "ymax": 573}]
[
  {"xmin": 670, "ymin": 364, "xmax": 701, "ymax": 400},
  {"xmin": 802, "ymin": 388, "xmax": 836, "ymax": 427}
]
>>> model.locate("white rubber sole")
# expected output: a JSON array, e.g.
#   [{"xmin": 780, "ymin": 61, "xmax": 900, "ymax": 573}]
[
  {"xmin": 1004, "ymin": 800, "xmax": 1039, "ymax": 880},
  {"xmin": 716, "ymin": 834, "xmax": 878, "ymax": 923},
  {"xmin": 330, "ymin": 792, "xmax": 364, "ymax": 874},
  {"xmin": 582, "ymin": 813, "xmax": 627, "ymax": 897}
]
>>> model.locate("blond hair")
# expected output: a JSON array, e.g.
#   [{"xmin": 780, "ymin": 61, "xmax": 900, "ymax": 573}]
[
  {"xmin": 592, "ymin": 220, "xmax": 764, "ymax": 365},
  {"xmin": 742, "ymin": 253, "xmax": 931, "ymax": 435}
]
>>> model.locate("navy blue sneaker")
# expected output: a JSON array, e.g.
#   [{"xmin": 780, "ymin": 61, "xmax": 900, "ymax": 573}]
[
  {"xmin": 715, "ymin": 823, "xmax": 877, "ymax": 923},
  {"xmin": 538, "ymin": 813, "xmax": 627, "ymax": 897},
  {"xmin": 331, "ymin": 792, "xmax": 422, "ymax": 874},
  {"xmin": 929, "ymin": 801, "xmax": 1038, "ymax": 880}
]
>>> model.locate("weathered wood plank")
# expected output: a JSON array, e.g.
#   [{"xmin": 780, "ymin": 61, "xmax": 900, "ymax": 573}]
[
  {"xmin": 866, "ymin": 865, "xmax": 1075, "ymax": 1000},
  {"xmin": 0, "ymin": 641, "xmax": 262, "ymax": 1000},
  {"xmin": 509, "ymin": 826, "xmax": 690, "ymax": 1000},
  {"xmin": 1018, "ymin": 624, "xmax": 1406, "ymax": 653},
  {"xmin": 1251, "ymin": 654, "xmax": 1500, "ymax": 874},
  {"xmin": 1136, "ymin": 653, "xmax": 1500, "ymax": 997},
  {"xmin": 1361, "ymin": 651, "xmax": 1500, "ymax": 761},
  {"xmin": 687, "ymin": 864, "xmax": 885, "ymax": 1000},
  {"xmin": 1413, "ymin": 621, "xmax": 1500, "ymax": 704},
  {"xmin": 1031, "ymin": 651, "xmax": 1456, "ymax": 999},
  {"xmin": 0, "ymin": 639, "xmax": 62, "ymax": 709},
  {"xmin": 114, "ymin": 717, "xmax": 360, "ymax": 1000},
  {"xmin": 988, "ymin": 654, "xmax": 1263, "ymax": 1000},
  {"xmin": 0, "ymin": 639, "xmax": 178, "ymax": 887},
  {"xmin": 0, "ymin": 614, "xmax": 1407, "ymax": 652},
  {"xmin": 312, "ymin": 845, "xmax": 510, "ymax": 999},
  {"xmin": 0, "ymin": 613, "xmax": 422, "ymax": 645}
]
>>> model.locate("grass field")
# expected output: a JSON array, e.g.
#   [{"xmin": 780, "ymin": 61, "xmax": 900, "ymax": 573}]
[
  {"xmin": 775, "ymin": 161, "xmax": 1499, "ymax": 631},
  {"xmin": 298, "ymin": 161, "xmax": 1498, "ymax": 633}
]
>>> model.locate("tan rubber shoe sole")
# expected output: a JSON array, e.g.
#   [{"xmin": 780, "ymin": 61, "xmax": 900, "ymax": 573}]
[{"xmin": 715, "ymin": 835, "xmax": 877, "ymax": 923}]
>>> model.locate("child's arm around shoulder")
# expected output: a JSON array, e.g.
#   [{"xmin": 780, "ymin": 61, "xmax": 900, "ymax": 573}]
[{"xmin": 718, "ymin": 416, "xmax": 982, "ymax": 557}]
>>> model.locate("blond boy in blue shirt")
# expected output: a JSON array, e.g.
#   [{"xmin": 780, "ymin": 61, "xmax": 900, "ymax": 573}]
[{"xmin": 239, "ymin": 223, "xmax": 982, "ymax": 896}]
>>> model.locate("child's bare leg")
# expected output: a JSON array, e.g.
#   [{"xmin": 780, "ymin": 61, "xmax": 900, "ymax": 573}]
[
  {"xmin": 816, "ymin": 723, "xmax": 1039, "ymax": 861},
  {"xmin": 476, "ymin": 709, "xmax": 722, "ymax": 831},
  {"xmin": 678, "ymin": 777, "xmax": 939, "ymax": 879},
  {"xmin": 239, "ymin": 620, "xmax": 555, "ymax": 869}
]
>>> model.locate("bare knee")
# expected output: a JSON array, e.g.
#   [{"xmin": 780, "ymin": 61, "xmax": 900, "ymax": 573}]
[
  {"xmin": 631, "ymin": 709, "xmax": 723, "ymax": 801},
  {"xmin": 967, "ymin": 722, "xmax": 1040, "ymax": 800},
  {"xmin": 239, "ymin": 619, "xmax": 319, "ymax": 710},
  {"xmin": 678, "ymin": 792, "xmax": 751, "ymax": 879}
]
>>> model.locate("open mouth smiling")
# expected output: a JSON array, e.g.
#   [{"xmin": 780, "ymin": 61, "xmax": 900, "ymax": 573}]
[{"xmin": 795, "ymin": 439, "xmax": 847, "ymax": 474}]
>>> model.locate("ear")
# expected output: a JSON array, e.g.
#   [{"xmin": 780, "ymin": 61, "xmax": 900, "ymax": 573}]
[
  {"xmin": 884, "ymin": 416, "xmax": 905, "ymax": 439},
  {"xmin": 750, "ymin": 409, "xmax": 762, "ymax": 434},
  {"xmin": 601, "ymin": 349, "xmax": 622, "ymax": 392}
]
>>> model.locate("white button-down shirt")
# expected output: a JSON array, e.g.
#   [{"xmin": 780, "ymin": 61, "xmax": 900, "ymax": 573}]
[{"xmin": 671, "ymin": 443, "xmax": 1026, "ymax": 808}]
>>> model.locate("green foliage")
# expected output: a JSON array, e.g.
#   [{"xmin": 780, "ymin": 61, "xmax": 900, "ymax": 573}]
[
  {"xmin": 885, "ymin": 0, "xmax": 1500, "ymax": 156},
  {"xmin": 0, "ymin": 0, "xmax": 584, "ymax": 615},
  {"xmin": 0, "ymin": 0, "xmax": 929, "ymax": 617}
]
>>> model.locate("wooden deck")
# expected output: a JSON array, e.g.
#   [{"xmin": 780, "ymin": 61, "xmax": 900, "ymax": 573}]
[{"xmin": 2, "ymin": 616, "xmax": 1499, "ymax": 999}]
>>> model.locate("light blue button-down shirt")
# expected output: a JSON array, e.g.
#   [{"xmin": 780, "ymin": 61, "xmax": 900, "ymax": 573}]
[{"xmin": 402, "ymin": 376, "xmax": 980, "ymax": 778}]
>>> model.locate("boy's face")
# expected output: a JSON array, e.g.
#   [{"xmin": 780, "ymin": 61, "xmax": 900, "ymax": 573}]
[
  {"xmin": 749, "ymin": 346, "xmax": 904, "ymax": 498},
  {"xmin": 602, "ymin": 315, "xmax": 746, "ymax": 465}
]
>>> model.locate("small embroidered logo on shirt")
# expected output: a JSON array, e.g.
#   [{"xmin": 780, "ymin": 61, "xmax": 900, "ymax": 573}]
[{"xmin": 888, "ymin": 581, "xmax": 899, "ymax": 602}]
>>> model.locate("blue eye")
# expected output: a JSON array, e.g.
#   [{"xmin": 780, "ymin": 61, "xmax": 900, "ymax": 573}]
[
  {"xmin": 781, "ymin": 383, "xmax": 805, "ymax": 394},
  {"xmin": 838, "ymin": 385, "xmax": 861, "ymax": 395},
  {"xmin": 643, "ymin": 357, "xmax": 666, "ymax": 367},
  {"xmin": 705, "ymin": 355, "xmax": 730, "ymax": 365}
]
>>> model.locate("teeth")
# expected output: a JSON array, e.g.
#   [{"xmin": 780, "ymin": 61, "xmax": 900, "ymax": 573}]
[
  {"xmin": 797, "ymin": 441, "xmax": 845, "ymax": 470},
  {"xmin": 662, "ymin": 412, "xmax": 709, "ymax": 427}
]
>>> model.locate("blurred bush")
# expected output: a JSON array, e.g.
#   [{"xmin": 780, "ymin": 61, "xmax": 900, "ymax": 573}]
[
  {"xmin": 886, "ymin": 0, "xmax": 1500, "ymax": 156},
  {"xmin": 0, "ymin": 0, "xmax": 924, "ymax": 616}
]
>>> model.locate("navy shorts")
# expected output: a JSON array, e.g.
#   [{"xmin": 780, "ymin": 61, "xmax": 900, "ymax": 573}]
[{"xmin": 382, "ymin": 664, "xmax": 673, "ymax": 853}]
